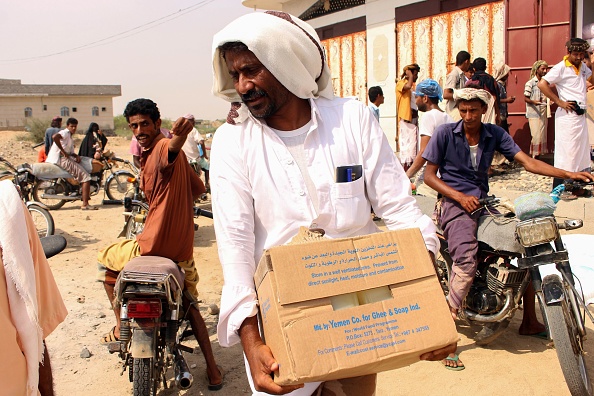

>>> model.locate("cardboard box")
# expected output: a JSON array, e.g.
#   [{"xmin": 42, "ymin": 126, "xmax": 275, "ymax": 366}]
[{"xmin": 254, "ymin": 228, "xmax": 458, "ymax": 385}]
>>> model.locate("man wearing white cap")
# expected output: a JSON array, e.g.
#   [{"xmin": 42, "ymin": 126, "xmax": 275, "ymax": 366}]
[
  {"xmin": 210, "ymin": 11, "xmax": 455, "ymax": 395},
  {"xmin": 181, "ymin": 113, "xmax": 210, "ymax": 192}
]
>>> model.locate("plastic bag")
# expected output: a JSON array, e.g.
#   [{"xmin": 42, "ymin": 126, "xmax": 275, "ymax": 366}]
[{"xmin": 514, "ymin": 192, "xmax": 556, "ymax": 221}]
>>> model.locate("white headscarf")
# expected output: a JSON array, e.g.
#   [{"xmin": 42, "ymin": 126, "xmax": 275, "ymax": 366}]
[
  {"xmin": 212, "ymin": 11, "xmax": 334, "ymax": 123},
  {"xmin": 492, "ymin": 63, "xmax": 511, "ymax": 83},
  {"xmin": 454, "ymin": 88, "xmax": 492, "ymax": 107},
  {"xmin": 0, "ymin": 180, "xmax": 43, "ymax": 395}
]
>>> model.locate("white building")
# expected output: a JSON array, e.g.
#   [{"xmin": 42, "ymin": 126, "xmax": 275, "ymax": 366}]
[{"xmin": 0, "ymin": 78, "xmax": 121, "ymax": 131}]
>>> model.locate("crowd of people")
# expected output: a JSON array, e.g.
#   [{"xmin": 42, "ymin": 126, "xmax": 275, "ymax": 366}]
[
  {"xmin": 4, "ymin": 9, "xmax": 594, "ymax": 396},
  {"xmin": 395, "ymin": 40, "xmax": 594, "ymax": 200}
]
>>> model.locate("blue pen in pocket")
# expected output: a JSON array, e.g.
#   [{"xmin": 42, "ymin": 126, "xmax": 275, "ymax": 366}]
[{"xmin": 335, "ymin": 165, "xmax": 362, "ymax": 182}]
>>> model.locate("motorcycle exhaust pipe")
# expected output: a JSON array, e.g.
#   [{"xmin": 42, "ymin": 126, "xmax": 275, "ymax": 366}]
[
  {"xmin": 41, "ymin": 194, "xmax": 80, "ymax": 201},
  {"xmin": 464, "ymin": 289, "xmax": 514, "ymax": 323},
  {"xmin": 174, "ymin": 348, "xmax": 193, "ymax": 390}
]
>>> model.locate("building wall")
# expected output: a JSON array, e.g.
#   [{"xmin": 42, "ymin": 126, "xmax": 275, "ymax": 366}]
[
  {"xmin": 0, "ymin": 96, "xmax": 116, "ymax": 130},
  {"xmin": 304, "ymin": 1, "xmax": 422, "ymax": 150}
]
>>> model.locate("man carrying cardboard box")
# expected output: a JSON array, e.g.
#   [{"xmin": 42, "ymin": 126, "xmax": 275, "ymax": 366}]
[{"xmin": 210, "ymin": 11, "xmax": 456, "ymax": 396}]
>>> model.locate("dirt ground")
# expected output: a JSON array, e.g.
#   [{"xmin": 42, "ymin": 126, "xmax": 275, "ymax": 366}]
[{"xmin": 1, "ymin": 130, "xmax": 592, "ymax": 396}]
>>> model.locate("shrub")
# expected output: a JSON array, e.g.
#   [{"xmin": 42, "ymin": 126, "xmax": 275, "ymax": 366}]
[
  {"xmin": 24, "ymin": 118, "xmax": 50, "ymax": 143},
  {"xmin": 161, "ymin": 118, "xmax": 173, "ymax": 130}
]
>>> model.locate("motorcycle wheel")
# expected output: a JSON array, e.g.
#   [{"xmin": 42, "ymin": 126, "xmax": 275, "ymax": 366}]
[
  {"xmin": 435, "ymin": 245, "xmax": 453, "ymax": 294},
  {"xmin": 542, "ymin": 294, "xmax": 592, "ymax": 396},
  {"xmin": 132, "ymin": 358, "xmax": 154, "ymax": 396},
  {"xmin": 106, "ymin": 171, "xmax": 135, "ymax": 201},
  {"xmin": 125, "ymin": 203, "xmax": 146, "ymax": 239},
  {"xmin": 27, "ymin": 204, "xmax": 55, "ymax": 238},
  {"xmin": 32, "ymin": 180, "xmax": 67, "ymax": 210}
]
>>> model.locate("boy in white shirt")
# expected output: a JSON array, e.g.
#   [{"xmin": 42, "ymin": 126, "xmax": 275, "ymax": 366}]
[{"xmin": 406, "ymin": 79, "xmax": 453, "ymax": 196}]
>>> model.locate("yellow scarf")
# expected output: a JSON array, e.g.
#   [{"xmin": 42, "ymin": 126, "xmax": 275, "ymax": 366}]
[{"xmin": 563, "ymin": 55, "xmax": 580, "ymax": 75}]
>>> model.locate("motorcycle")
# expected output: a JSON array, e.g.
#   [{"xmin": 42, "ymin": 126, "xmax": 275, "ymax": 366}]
[
  {"xmin": 104, "ymin": 201, "xmax": 213, "ymax": 396},
  {"xmin": 416, "ymin": 185, "xmax": 593, "ymax": 396},
  {"xmin": 188, "ymin": 159, "xmax": 209, "ymax": 202},
  {"xmin": 0, "ymin": 156, "xmax": 55, "ymax": 238},
  {"xmin": 30, "ymin": 152, "xmax": 138, "ymax": 210}
]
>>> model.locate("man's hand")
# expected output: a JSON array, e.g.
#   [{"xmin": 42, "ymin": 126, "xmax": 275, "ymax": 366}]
[
  {"xmin": 419, "ymin": 342, "xmax": 458, "ymax": 361},
  {"xmin": 556, "ymin": 99, "xmax": 575, "ymax": 113},
  {"xmin": 245, "ymin": 341, "xmax": 303, "ymax": 395},
  {"xmin": 71, "ymin": 153, "xmax": 81, "ymax": 163},
  {"xmin": 239, "ymin": 316, "xmax": 303, "ymax": 395},
  {"xmin": 456, "ymin": 193, "xmax": 480, "ymax": 213},
  {"xmin": 567, "ymin": 171, "xmax": 594, "ymax": 183},
  {"xmin": 168, "ymin": 117, "xmax": 194, "ymax": 155},
  {"xmin": 170, "ymin": 117, "xmax": 194, "ymax": 138}
]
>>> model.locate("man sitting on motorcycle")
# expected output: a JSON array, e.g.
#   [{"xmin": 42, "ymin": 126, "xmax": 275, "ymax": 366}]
[
  {"xmin": 422, "ymin": 87, "xmax": 594, "ymax": 370},
  {"xmin": 45, "ymin": 117, "xmax": 95, "ymax": 210},
  {"xmin": 96, "ymin": 99, "xmax": 223, "ymax": 390}
]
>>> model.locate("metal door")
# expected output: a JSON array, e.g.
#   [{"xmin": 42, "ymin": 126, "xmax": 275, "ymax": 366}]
[{"xmin": 505, "ymin": 0, "xmax": 573, "ymax": 152}]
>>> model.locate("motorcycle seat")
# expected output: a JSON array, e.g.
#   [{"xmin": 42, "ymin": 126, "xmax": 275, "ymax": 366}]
[
  {"xmin": 122, "ymin": 256, "xmax": 185, "ymax": 292},
  {"xmin": 414, "ymin": 195, "xmax": 524, "ymax": 255},
  {"xmin": 477, "ymin": 216, "xmax": 524, "ymax": 255},
  {"xmin": 31, "ymin": 157, "xmax": 93, "ymax": 180}
]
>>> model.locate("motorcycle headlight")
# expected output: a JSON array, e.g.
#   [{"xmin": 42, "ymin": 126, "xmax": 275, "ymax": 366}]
[{"xmin": 515, "ymin": 217, "xmax": 559, "ymax": 247}]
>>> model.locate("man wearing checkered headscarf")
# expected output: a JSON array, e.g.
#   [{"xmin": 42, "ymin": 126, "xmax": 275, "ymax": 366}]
[
  {"xmin": 538, "ymin": 38, "xmax": 594, "ymax": 190},
  {"xmin": 422, "ymin": 87, "xmax": 594, "ymax": 368},
  {"xmin": 210, "ymin": 11, "xmax": 457, "ymax": 395}
]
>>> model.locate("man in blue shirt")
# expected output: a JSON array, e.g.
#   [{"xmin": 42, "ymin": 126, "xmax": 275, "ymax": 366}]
[
  {"xmin": 423, "ymin": 88, "xmax": 593, "ymax": 369},
  {"xmin": 367, "ymin": 86, "xmax": 383, "ymax": 121}
]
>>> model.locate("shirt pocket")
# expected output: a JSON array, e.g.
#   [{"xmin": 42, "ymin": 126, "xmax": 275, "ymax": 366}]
[
  {"xmin": 330, "ymin": 176, "xmax": 368, "ymax": 231},
  {"xmin": 481, "ymin": 150, "xmax": 495, "ymax": 169}
]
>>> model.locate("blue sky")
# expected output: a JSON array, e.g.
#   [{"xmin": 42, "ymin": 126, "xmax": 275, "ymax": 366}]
[{"xmin": 0, "ymin": 0, "xmax": 251, "ymax": 120}]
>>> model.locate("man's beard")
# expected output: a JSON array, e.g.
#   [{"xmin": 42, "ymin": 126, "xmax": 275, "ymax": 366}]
[{"xmin": 241, "ymin": 89, "xmax": 277, "ymax": 119}]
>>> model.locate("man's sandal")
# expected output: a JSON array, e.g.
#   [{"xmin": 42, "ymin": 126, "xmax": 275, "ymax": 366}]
[
  {"xmin": 441, "ymin": 354, "xmax": 465, "ymax": 371},
  {"xmin": 206, "ymin": 365, "xmax": 224, "ymax": 391},
  {"xmin": 100, "ymin": 326, "xmax": 119, "ymax": 344}
]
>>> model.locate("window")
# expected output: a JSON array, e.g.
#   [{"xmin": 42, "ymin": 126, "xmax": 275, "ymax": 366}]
[
  {"xmin": 92, "ymin": 106, "xmax": 99, "ymax": 116},
  {"xmin": 43, "ymin": 105, "xmax": 47, "ymax": 111},
  {"xmin": 72, "ymin": 107, "xmax": 77, "ymax": 113},
  {"xmin": 24, "ymin": 107, "xmax": 32, "ymax": 117},
  {"xmin": 101, "ymin": 107, "xmax": 106, "ymax": 112},
  {"xmin": 60, "ymin": 106, "xmax": 70, "ymax": 117}
]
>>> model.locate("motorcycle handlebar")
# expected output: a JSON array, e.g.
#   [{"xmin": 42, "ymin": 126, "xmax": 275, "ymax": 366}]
[
  {"xmin": 194, "ymin": 207, "xmax": 213, "ymax": 219},
  {"xmin": 102, "ymin": 199, "xmax": 124, "ymax": 205},
  {"xmin": 564, "ymin": 179, "xmax": 594, "ymax": 190},
  {"xmin": 478, "ymin": 195, "xmax": 500, "ymax": 206}
]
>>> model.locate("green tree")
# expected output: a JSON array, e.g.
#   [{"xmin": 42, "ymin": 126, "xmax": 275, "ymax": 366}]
[{"xmin": 113, "ymin": 114, "xmax": 131, "ymax": 137}]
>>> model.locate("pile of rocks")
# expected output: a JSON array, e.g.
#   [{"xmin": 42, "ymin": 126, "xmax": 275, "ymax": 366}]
[{"xmin": 489, "ymin": 165, "xmax": 552, "ymax": 193}]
